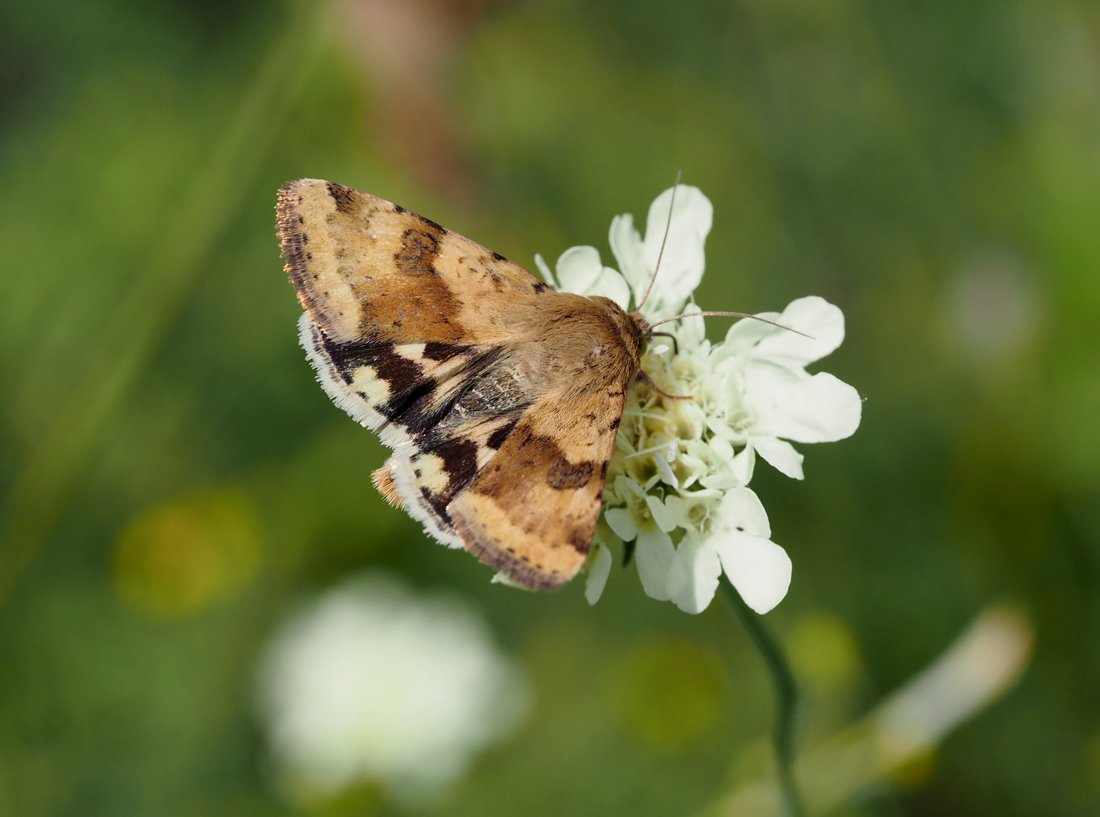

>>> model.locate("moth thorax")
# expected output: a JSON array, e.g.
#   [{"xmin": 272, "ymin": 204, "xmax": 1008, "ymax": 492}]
[{"xmin": 584, "ymin": 297, "xmax": 644, "ymax": 358}]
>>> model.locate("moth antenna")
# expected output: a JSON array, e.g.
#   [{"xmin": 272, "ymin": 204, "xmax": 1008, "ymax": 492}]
[
  {"xmin": 649, "ymin": 310, "xmax": 815, "ymax": 340},
  {"xmin": 635, "ymin": 170, "xmax": 682, "ymax": 313}
]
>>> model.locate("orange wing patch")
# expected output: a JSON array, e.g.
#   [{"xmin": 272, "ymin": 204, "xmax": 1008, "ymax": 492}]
[
  {"xmin": 278, "ymin": 179, "xmax": 550, "ymax": 346},
  {"xmin": 449, "ymin": 389, "xmax": 624, "ymax": 589}
]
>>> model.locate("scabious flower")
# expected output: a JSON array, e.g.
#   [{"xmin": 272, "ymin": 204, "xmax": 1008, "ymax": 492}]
[
  {"xmin": 257, "ymin": 574, "xmax": 527, "ymax": 802},
  {"xmin": 539, "ymin": 186, "xmax": 861, "ymax": 615}
]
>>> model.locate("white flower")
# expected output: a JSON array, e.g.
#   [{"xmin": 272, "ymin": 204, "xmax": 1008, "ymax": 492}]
[
  {"xmin": 542, "ymin": 186, "xmax": 862, "ymax": 615},
  {"xmin": 256, "ymin": 574, "xmax": 527, "ymax": 803},
  {"xmin": 717, "ymin": 296, "xmax": 862, "ymax": 479}
]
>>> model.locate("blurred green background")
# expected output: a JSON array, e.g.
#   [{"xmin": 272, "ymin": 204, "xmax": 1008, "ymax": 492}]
[{"xmin": 1, "ymin": 0, "xmax": 1098, "ymax": 815}]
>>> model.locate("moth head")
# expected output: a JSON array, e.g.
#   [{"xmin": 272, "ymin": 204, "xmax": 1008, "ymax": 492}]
[{"xmin": 585, "ymin": 296, "xmax": 651, "ymax": 362}]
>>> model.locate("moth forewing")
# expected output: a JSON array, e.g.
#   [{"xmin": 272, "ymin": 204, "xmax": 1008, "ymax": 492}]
[
  {"xmin": 278, "ymin": 179, "xmax": 549, "ymax": 346},
  {"xmin": 278, "ymin": 179, "xmax": 648, "ymax": 589}
]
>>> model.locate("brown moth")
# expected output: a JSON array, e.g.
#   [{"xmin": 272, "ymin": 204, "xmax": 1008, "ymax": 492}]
[{"xmin": 277, "ymin": 179, "xmax": 652, "ymax": 590}]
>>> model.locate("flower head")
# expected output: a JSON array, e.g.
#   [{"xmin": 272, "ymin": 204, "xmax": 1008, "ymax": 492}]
[
  {"xmin": 257, "ymin": 574, "xmax": 527, "ymax": 802},
  {"xmin": 544, "ymin": 185, "xmax": 862, "ymax": 614}
]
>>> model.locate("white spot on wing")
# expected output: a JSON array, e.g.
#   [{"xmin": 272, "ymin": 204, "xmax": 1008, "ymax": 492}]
[
  {"xmin": 396, "ymin": 343, "xmax": 427, "ymax": 363},
  {"xmin": 297, "ymin": 313, "xmax": 410, "ymax": 449},
  {"xmin": 413, "ymin": 453, "xmax": 450, "ymax": 494},
  {"xmin": 350, "ymin": 365, "xmax": 392, "ymax": 404}
]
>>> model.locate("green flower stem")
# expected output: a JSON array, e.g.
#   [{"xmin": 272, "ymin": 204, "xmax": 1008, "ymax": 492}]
[{"xmin": 719, "ymin": 579, "xmax": 805, "ymax": 817}]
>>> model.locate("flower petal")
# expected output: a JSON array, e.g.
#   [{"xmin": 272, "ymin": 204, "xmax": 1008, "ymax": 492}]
[
  {"xmin": 646, "ymin": 494, "xmax": 678, "ymax": 533},
  {"xmin": 750, "ymin": 435, "xmax": 805, "ymax": 479},
  {"xmin": 534, "ymin": 253, "xmax": 557, "ymax": 287},
  {"xmin": 654, "ymin": 453, "xmax": 679, "ymax": 488},
  {"xmin": 554, "ymin": 245, "xmax": 604, "ymax": 294},
  {"xmin": 729, "ymin": 443, "xmax": 756, "ymax": 486},
  {"xmin": 699, "ymin": 470, "xmax": 743, "ymax": 491},
  {"xmin": 787, "ymin": 372, "xmax": 863, "ymax": 442},
  {"xmin": 585, "ymin": 542, "xmax": 613, "ymax": 605},
  {"xmin": 715, "ymin": 533, "xmax": 792, "ymax": 614},
  {"xmin": 585, "ymin": 266, "xmax": 632, "ymax": 309},
  {"xmin": 747, "ymin": 367, "xmax": 863, "ymax": 444},
  {"xmin": 675, "ymin": 304, "xmax": 706, "ymax": 347},
  {"xmin": 640, "ymin": 185, "xmax": 712, "ymax": 313},
  {"xmin": 716, "ymin": 486, "xmax": 772, "ymax": 537},
  {"xmin": 604, "ymin": 507, "xmax": 638, "ymax": 542},
  {"xmin": 608, "ymin": 213, "xmax": 648, "ymax": 299},
  {"xmin": 723, "ymin": 313, "xmax": 782, "ymax": 357},
  {"xmin": 634, "ymin": 527, "xmax": 675, "ymax": 602},
  {"xmin": 667, "ymin": 536, "xmax": 722, "ymax": 614},
  {"xmin": 752, "ymin": 297, "xmax": 845, "ymax": 368}
]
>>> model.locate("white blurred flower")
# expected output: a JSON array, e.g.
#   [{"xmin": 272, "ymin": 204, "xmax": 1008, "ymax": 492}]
[
  {"xmin": 544, "ymin": 185, "xmax": 862, "ymax": 615},
  {"xmin": 946, "ymin": 249, "xmax": 1039, "ymax": 364},
  {"xmin": 257, "ymin": 574, "xmax": 527, "ymax": 803}
]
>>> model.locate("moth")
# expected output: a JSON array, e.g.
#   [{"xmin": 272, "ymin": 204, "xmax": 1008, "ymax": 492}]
[{"xmin": 278, "ymin": 179, "xmax": 655, "ymax": 590}]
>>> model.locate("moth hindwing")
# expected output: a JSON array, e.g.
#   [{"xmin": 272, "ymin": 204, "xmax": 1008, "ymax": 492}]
[{"xmin": 278, "ymin": 179, "xmax": 650, "ymax": 589}]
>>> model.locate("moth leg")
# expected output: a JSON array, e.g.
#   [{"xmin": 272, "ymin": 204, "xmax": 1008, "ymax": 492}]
[
  {"xmin": 635, "ymin": 369, "xmax": 694, "ymax": 401},
  {"xmin": 649, "ymin": 330, "xmax": 679, "ymax": 355}
]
